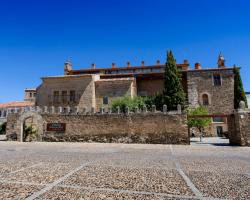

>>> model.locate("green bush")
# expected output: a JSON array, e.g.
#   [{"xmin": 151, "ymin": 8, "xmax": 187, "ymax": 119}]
[
  {"xmin": 111, "ymin": 96, "xmax": 146, "ymax": 113},
  {"xmin": 23, "ymin": 125, "xmax": 38, "ymax": 141},
  {"xmin": 143, "ymin": 93, "xmax": 164, "ymax": 110}
]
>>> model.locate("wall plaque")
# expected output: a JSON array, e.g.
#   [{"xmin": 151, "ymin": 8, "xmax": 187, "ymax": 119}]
[{"xmin": 47, "ymin": 123, "xmax": 66, "ymax": 132}]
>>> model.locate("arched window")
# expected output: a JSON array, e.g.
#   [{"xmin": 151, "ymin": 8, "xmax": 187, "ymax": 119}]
[{"xmin": 202, "ymin": 94, "xmax": 209, "ymax": 105}]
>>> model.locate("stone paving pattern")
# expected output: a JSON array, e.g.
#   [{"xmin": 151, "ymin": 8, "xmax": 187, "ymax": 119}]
[{"xmin": 0, "ymin": 142, "xmax": 249, "ymax": 200}]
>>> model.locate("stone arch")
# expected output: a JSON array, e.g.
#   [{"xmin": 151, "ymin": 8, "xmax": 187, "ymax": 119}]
[
  {"xmin": 199, "ymin": 92, "xmax": 211, "ymax": 106},
  {"xmin": 18, "ymin": 111, "xmax": 43, "ymax": 142}
]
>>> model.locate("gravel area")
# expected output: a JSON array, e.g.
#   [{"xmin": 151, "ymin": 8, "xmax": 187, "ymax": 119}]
[
  {"xmin": 36, "ymin": 186, "xmax": 186, "ymax": 200},
  {"xmin": 0, "ymin": 183, "xmax": 42, "ymax": 200},
  {"xmin": 2, "ymin": 163, "xmax": 75, "ymax": 184},
  {"xmin": 62, "ymin": 166, "xmax": 193, "ymax": 195},
  {"xmin": 0, "ymin": 141, "xmax": 249, "ymax": 200},
  {"xmin": 186, "ymin": 171, "xmax": 250, "ymax": 199}
]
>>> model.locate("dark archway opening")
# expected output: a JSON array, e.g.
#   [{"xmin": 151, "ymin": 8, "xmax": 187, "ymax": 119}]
[
  {"xmin": 22, "ymin": 117, "xmax": 39, "ymax": 142},
  {"xmin": 0, "ymin": 122, "xmax": 6, "ymax": 135}
]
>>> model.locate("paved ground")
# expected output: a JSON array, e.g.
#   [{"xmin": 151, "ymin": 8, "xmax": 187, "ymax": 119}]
[
  {"xmin": 0, "ymin": 142, "xmax": 249, "ymax": 200},
  {"xmin": 190, "ymin": 137, "xmax": 230, "ymax": 146}
]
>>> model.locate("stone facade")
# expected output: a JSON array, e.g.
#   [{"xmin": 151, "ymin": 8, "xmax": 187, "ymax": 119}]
[
  {"xmin": 95, "ymin": 78, "xmax": 136, "ymax": 110},
  {"xmin": 187, "ymin": 69, "xmax": 234, "ymax": 114},
  {"xmin": 36, "ymin": 75, "xmax": 97, "ymax": 112},
  {"xmin": 137, "ymin": 79, "xmax": 164, "ymax": 96},
  {"xmin": 6, "ymin": 109, "xmax": 189, "ymax": 144},
  {"xmin": 35, "ymin": 60, "xmax": 236, "ymax": 117}
]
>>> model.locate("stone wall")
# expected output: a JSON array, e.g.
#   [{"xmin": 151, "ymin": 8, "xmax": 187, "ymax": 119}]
[
  {"xmin": 42, "ymin": 113, "xmax": 188, "ymax": 144},
  {"xmin": 187, "ymin": 68, "xmax": 234, "ymax": 114},
  {"xmin": 229, "ymin": 110, "xmax": 250, "ymax": 146},
  {"xmin": 6, "ymin": 108, "xmax": 189, "ymax": 144}
]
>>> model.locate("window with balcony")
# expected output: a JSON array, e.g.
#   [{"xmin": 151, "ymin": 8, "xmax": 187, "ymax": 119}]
[
  {"xmin": 53, "ymin": 91, "xmax": 59, "ymax": 103},
  {"xmin": 61, "ymin": 91, "xmax": 67, "ymax": 103}
]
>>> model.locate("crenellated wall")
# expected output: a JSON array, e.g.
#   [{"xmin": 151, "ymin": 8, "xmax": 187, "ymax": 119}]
[{"xmin": 5, "ymin": 106, "xmax": 189, "ymax": 144}]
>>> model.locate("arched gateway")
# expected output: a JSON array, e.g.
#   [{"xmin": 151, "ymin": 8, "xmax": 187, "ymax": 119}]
[{"xmin": 18, "ymin": 111, "xmax": 43, "ymax": 142}]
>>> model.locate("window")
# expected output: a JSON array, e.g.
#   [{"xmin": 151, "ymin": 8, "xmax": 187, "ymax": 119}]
[
  {"xmin": 202, "ymin": 94, "xmax": 209, "ymax": 105},
  {"xmin": 213, "ymin": 74, "xmax": 221, "ymax": 86},
  {"xmin": 213, "ymin": 117, "xmax": 224, "ymax": 122},
  {"xmin": 61, "ymin": 91, "xmax": 67, "ymax": 103},
  {"xmin": 70, "ymin": 90, "xmax": 76, "ymax": 102},
  {"xmin": 138, "ymin": 91, "xmax": 148, "ymax": 97},
  {"xmin": 30, "ymin": 92, "xmax": 32, "ymax": 98},
  {"xmin": 103, "ymin": 96, "xmax": 109, "ymax": 105},
  {"xmin": 53, "ymin": 91, "xmax": 59, "ymax": 103}
]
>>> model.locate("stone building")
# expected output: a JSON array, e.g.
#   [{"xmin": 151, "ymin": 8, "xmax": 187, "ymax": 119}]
[
  {"xmin": 35, "ymin": 54, "xmax": 238, "ymax": 136},
  {"xmin": 24, "ymin": 88, "xmax": 37, "ymax": 102}
]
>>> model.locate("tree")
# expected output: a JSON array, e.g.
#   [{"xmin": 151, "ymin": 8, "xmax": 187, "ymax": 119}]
[
  {"xmin": 187, "ymin": 106, "xmax": 211, "ymax": 141},
  {"xmin": 233, "ymin": 66, "xmax": 248, "ymax": 109},
  {"xmin": 163, "ymin": 51, "xmax": 186, "ymax": 110}
]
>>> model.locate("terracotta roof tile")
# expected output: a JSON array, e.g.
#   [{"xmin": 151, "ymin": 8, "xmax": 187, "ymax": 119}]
[{"xmin": 0, "ymin": 101, "xmax": 34, "ymax": 109}]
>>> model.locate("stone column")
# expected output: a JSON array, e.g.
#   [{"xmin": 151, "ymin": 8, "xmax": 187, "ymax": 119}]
[
  {"xmin": 58, "ymin": 106, "xmax": 63, "ymax": 114},
  {"xmin": 142, "ymin": 105, "xmax": 147, "ymax": 113},
  {"xmin": 152, "ymin": 105, "xmax": 156, "ymax": 113},
  {"xmin": 135, "ymin": 106, "xmax": 139, "ymax": 114},
  {"xmin": 67, "ymin": 106, "xmax": 71, "ymax": 114},
  {"xmin": 51, "ymin": 106, "xmax": 55, "ymax": 114},
  {"xmin": 116, "ymin": 106, "xmax": 120, "ymax": 114},
  {"xmin": 163, "ymin": 105, "xmax": 167, "ymax": 114},
  {"xmin": 177, "ymin": 104, "xmax": 182, "ymax": 114},
  {"xmin": 44, "ymin": 106, "xmax": 48, "ymax": 113}
]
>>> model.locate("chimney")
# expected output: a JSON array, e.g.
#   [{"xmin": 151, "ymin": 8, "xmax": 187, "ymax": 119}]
[
  {"xmin": 156, "ymin": 60, "xmax": 160, "ymax": 65},
  {"xmin": 64, "ymin": 60, "xmax": 72, "ymax": 75},
  {"xmin": 194, "ymin": 63, "xmax": 201, "ymax": 70},
  {"xmin": 127, "ymin": 61, "xmax": 131, "ymax": 68},
  {"xmin": 183, "ymin": 59, "xmax": 189, "ymax": 70},
  {"xmin": 91, "ymin": 63, "xmax": 96, "ymax": 69},
  {"xmin": 141, "ymin": 61, "xmax": 145, "ymax": 67},
  {"xmin": 112, "ymin": 63, "xmax": 116, "ymax": 68}
]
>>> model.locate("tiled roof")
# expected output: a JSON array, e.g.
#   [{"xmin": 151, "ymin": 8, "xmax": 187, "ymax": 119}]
[{"xmin": 0, "ymin": 101, "xmax": 34, "ymax": 109}]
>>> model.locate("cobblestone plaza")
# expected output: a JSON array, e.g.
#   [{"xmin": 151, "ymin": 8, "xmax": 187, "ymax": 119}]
[{"xmin": 0, "ymin": 142, "xmax": 249, "ymax": 199}]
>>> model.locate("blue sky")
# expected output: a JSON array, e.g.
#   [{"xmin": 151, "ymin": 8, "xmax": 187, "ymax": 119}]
[{"xmin": 0, "ymin": 0, "xmax": 249, "ymax": 102}]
